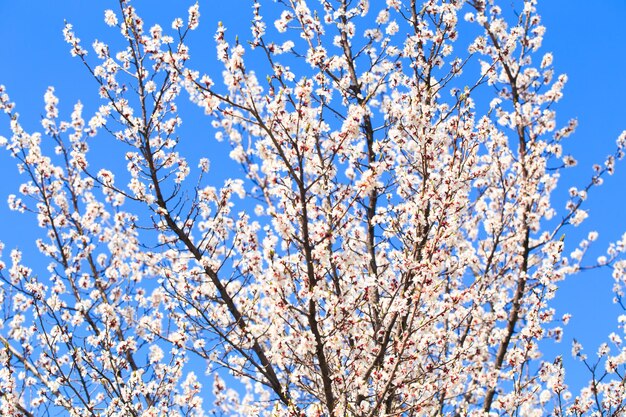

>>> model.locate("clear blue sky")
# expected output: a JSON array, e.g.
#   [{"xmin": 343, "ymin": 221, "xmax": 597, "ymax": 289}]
[{"xmin": 0, "ymin": 0, "xmax": 625, "ymax": 395}]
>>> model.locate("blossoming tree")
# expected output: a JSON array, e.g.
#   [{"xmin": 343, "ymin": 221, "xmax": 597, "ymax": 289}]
[{"xmin": 1, "ymin": 0, "xmax": 626, "ymax": 415}]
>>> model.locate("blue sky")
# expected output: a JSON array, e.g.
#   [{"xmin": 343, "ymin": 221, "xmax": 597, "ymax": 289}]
[{"xmin": 0, "ymin": 0, "xmax": 625, "ymax": 395}]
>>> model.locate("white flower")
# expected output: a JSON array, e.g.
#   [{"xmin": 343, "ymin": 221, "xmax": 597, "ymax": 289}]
[
  {"xmin": 541, "ymin": 52, "xmax": 553, "ymax": 68},
  {"xmin": 172, "ymin": 18, "xmax": 183, "ymax": 30},
  {"xmin": 148, "ymin": 344, "xmax": 164, "ymax": 363},
  {"xmin": 187, "ymin": 3, "xmax": 200, "ymax": 30},
  {"xmin": 198, "ymin": 158, "xmax": 210, "ymax": 173},
  {"xmin": 385, "ymin": 20, "xmax": 399, "ymax": 36},
  {"xmin": 104, "ymin": 10, "xmax": 118, "ymax": 26},
  {"xmin": 570, "ymin": 209, "xmax": 588, "ymax": 226}
]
